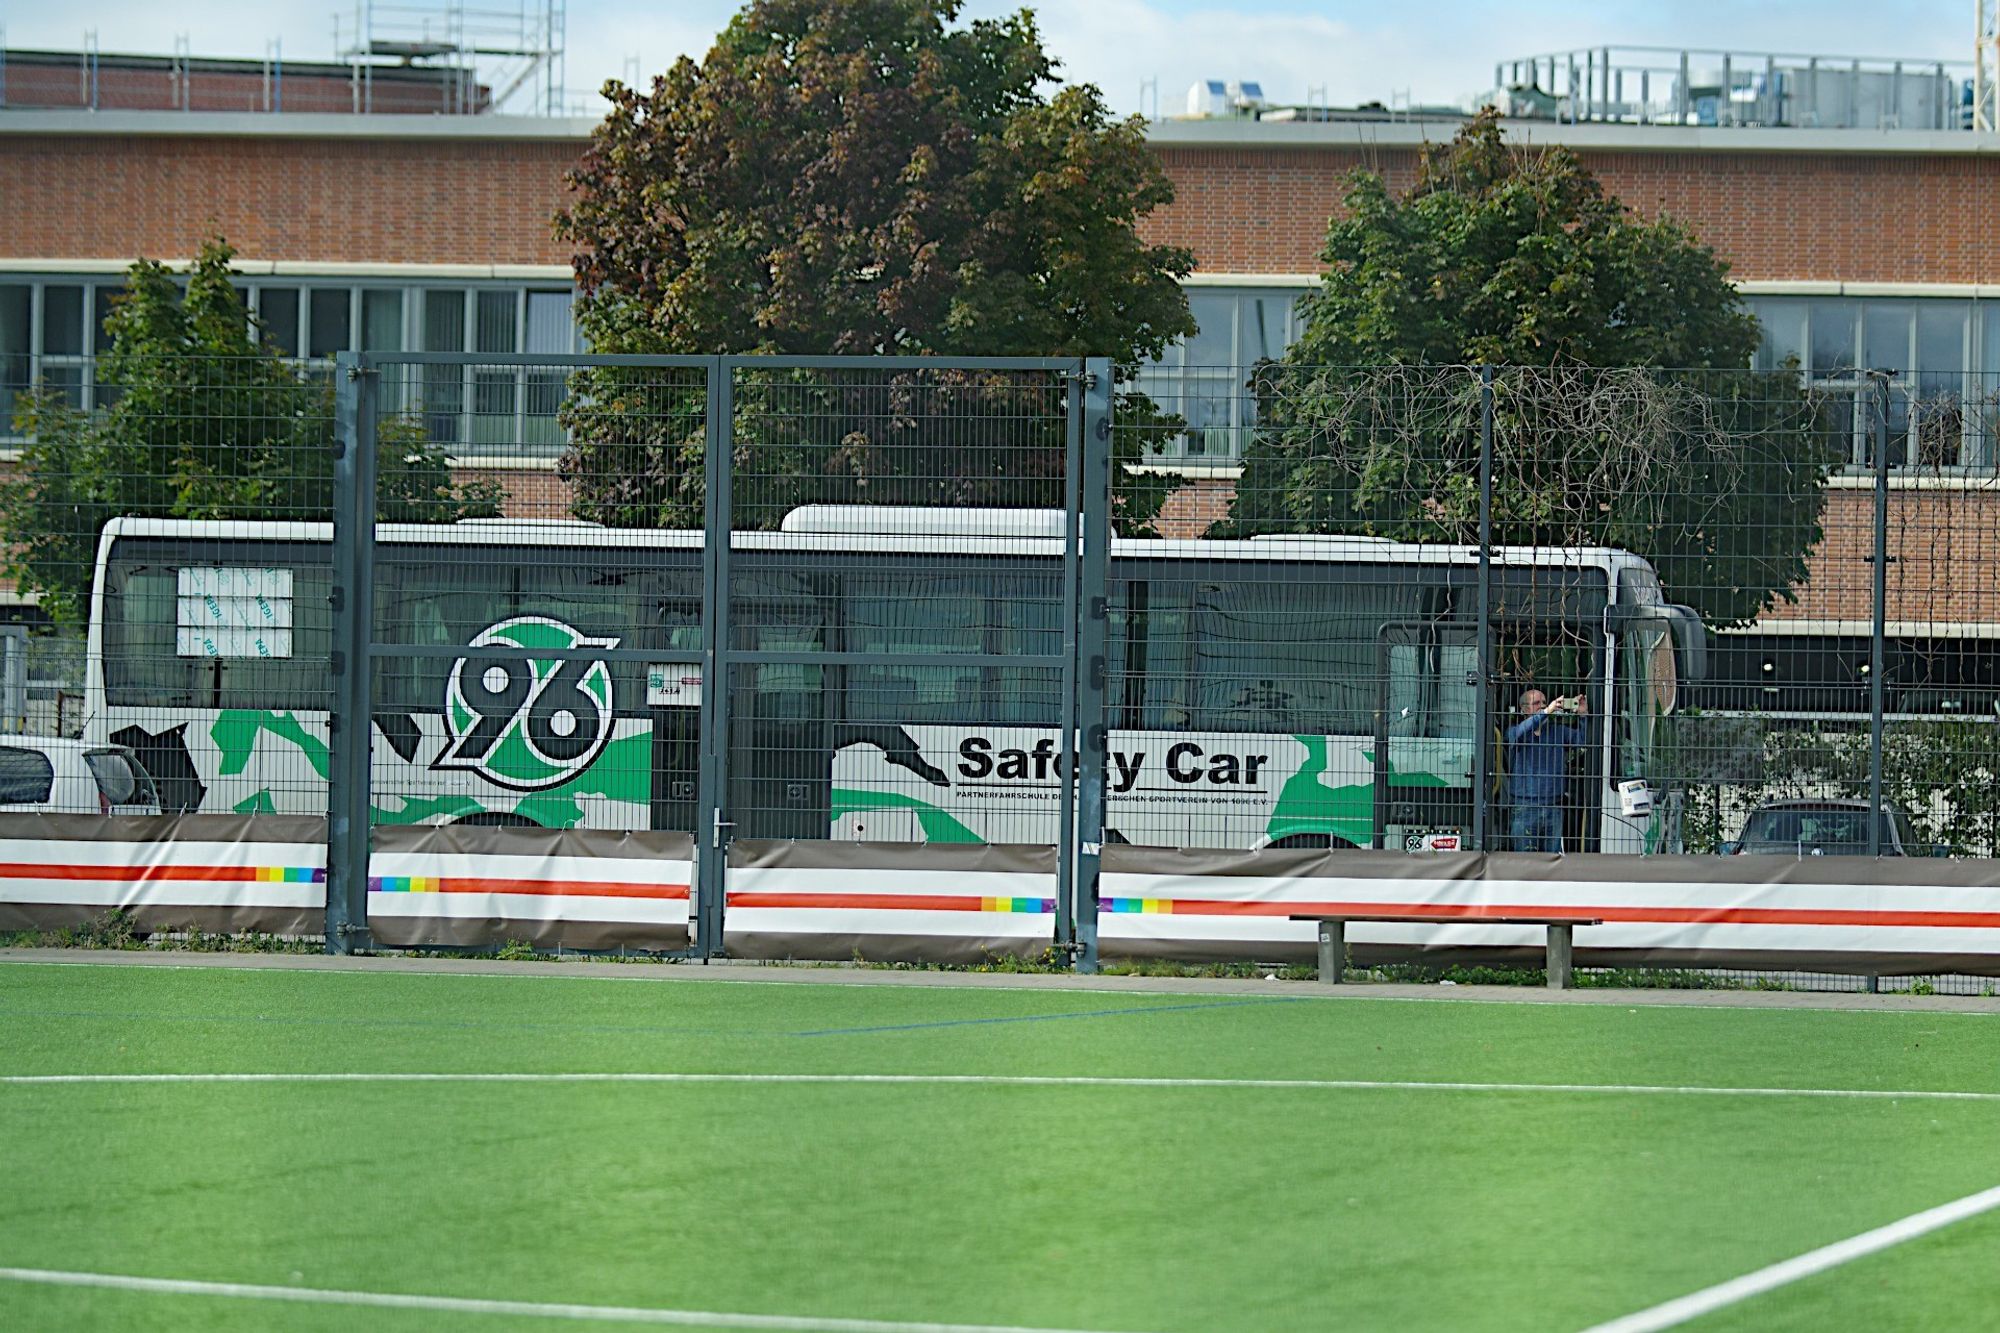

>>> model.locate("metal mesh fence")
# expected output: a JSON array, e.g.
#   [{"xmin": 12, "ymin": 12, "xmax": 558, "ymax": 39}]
[
  {"xmin": 722, "ymin": 363, "xmax": 1081, "ymax": 848},
  {"xmin": 361, "ymin": 356, "xmax": 704, "ymax": 835},
  {"xmin": 3, "ymin": 337, "xmax": 1996, "ymax": 980},
  {"xmin": 1119, "ymin": 363, "xmax": 2000, "ymax": 861},
  {"xmin": 5, "ymin": 353, "xmax": 348, "ymax": 815}
]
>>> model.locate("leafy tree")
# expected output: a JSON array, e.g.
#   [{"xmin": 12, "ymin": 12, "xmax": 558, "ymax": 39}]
[
  {"xmin": 552, "ymin": 0, "xmax": 1194, "ymax": 531},
  {"xmin": 1222, "ymin": 110, "xmax": 1839, "ymax": 626},
  {"xmin": 1, "ymin": 238, "xmax": 500, "ymax": 624}
]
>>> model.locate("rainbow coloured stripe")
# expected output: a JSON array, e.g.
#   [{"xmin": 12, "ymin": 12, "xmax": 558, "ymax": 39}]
[
  {"xmin": 979, "ymin": 897, "xmax": 1056, "ymax": 914},
  {"xmin": 0, "ymin": 862, "xmax": 323, "ymax": 884},
  {"xmin": 370, "ymin": 876, "xmax": 688, "ymax": 901},
  {"xmin": 726, "ymin": 891, "xmax": 1054, "ymax": 914},
  {"xmin": 253, "ymin": 866, "xmax": 324, "ymax": 884},
  {"xmin": 1102, "ymin": 898, "xmax": 1175, "ymax": 914}
]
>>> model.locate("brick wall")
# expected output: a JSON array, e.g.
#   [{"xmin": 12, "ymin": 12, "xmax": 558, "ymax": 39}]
[
  {"xmin": 1154, "ymin": 475, "xmax": 1236, "ymax": 537},
  {"xmin": 0, "ymin": 450, "xmax": 1983, "ymax": 627},
  {"xmin": 8, "ymin": 127, "xmax": 2000, "ymax": 284},
  {"xmin": 1778, "ymin": 487, "xmax": 2000, "ymax": 624},
  {"xmin": 460, "ymin": 465, "xmax": 575, "ymax": 520},
  {"xmin": 0, "ymin": 133, "xmax": 575, "ymax": 267},
  {"xmin": 1144, "ymin": 144, "xmax": 2000, "ymax": 283}
]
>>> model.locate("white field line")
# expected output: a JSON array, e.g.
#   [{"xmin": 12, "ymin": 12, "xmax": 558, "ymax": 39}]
[
  {"xmin": 0, "ymin": 1266, "xmax": 1134, "ymax": 1332},
  {"xmin": 4, "ymin": 1071, "xmax": 2000, "ymax": 1102},
  {"xmin": 1580, "ymin": 1181, "xmax": 2000, "ymax": 1332}
]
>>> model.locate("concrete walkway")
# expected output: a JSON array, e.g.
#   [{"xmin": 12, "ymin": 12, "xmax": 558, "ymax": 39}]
[{"xmin": 3, "ymin": 947, "xmax": 1995, "ymax": 1014}]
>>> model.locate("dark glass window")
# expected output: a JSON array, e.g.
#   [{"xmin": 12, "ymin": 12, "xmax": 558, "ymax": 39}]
[
  {"xmin": 0, "ymin": 748, "xmax": 55, "ymax": 804},
  {"xmin": 102, "ymin": 545, "xmax": 333, "ymax": 712},
  {"xmin": 308, "ymin": 290, "xmax": 351, "ymax": 358},
  {"xmin": 93, "ymin": 287, "xmax": 117, "ymax": 354},
  {"xmin": 41, "ymin": 286, "xmax": 84, "ymax": 355},
  {"xmin": 843, "ymin": 570, "xmax": 1060, "ymax": 724},
  {"xmin": 258, "ymin": 288, "xmax": 301, "ymax": 356},
  {"xmin": 373, "ymin": 554, "xmax": 699, "ymax": 713}
]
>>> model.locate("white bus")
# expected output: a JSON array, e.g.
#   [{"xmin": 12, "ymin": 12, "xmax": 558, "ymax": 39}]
[{"xmin": 84, "ymin": 511, "xmax": 1702, "ymax": 853}]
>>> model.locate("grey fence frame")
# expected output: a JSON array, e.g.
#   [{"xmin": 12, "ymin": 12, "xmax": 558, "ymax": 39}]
[{"xmin": 328, "ymin": 352, "xmax": 1113, "ymax": 966}]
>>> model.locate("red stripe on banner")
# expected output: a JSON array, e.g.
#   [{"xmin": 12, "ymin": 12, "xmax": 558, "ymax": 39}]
[
  {"xmin": 392, "ymin": 879, "xmax": 690, "ymax": 901},
  {"xmin": 1143, "ymin": 900, "xmax": 2000, "ymax": 930},
  {"xmin": 727, "ymin": 892, "xmax": 995, "ymax": 913},
  {"xmin": 724, "ymin": 891, "xmax": 2000, "ymax": 929},
  {"xmin": 0, "ymin": 863, "xmax": 279, "ymax": 883}
]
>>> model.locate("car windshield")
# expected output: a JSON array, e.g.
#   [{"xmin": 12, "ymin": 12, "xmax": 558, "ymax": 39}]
[
  {"xmin": 86, "ymin": 749, "xmax": 157, "ymax": 807},
  {"xmin": 1740, "ymin": 807, "xmax": 1886, "ymax": 849}
]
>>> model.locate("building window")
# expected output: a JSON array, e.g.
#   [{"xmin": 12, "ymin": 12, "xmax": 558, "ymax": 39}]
[
  {"xmin": 0, "ymin": 286, "xmax": 30, "ymax": 429},
  {"xmin": 523, "ymin": 289, "xmax": 574, "ymax": 449},
  {"xmin": 471, "ymin": 289, "xmax": 519, "ymax": 447},
  {"xmin": 257, "ymin": 288, "xmax": 302, "ymax": 355},
  {"xmin": 1137, "ymin": 286, "xmax": 1306, "ymax": 463},
  {"xmin": 361, "ymin": 290, "xmax": 404, "ymax": 352},
  {"xmin": 307, "ymin": 289, "xmax": 352, "ymax": 360},
  {"xmin": 1746, "ymin": 295, "xmax": 1994, "ymax": 471},
  {"xmin": 0, "ymin": 273, "xmax": 585, "ymax": 455}
]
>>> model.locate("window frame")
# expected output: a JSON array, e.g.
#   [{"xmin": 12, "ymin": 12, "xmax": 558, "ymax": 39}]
[{"xmin": 1136, "ymin": 285, "xmax": 1308, "ymax": 465}]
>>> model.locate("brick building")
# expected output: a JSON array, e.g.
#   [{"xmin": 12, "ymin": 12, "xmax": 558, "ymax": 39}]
[{"xmin": 2, "ymin": 103, "xmax": 1998, "ymax": 711}]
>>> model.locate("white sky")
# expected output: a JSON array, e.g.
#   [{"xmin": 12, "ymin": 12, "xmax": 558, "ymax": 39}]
[{"xmin": 2, "ymin": 1, "xmax": 1975, "ymax": 117}]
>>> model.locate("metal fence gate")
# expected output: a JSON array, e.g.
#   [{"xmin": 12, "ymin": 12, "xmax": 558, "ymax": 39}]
[{"xmin": 328, "ymin": 353, "xmax": 1112, "ymax": 966}]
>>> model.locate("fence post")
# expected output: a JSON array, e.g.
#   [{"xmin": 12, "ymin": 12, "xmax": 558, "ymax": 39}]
[
  {"xmin": 1071, "ymin": 358, "xmax": 1114, "ymax": 974},
  {"xmin": 1474, "ymin": 365, "xmax": 1495, "ymax": 852},
  {"xmin": 326, "ymin": 352, "xmax": 378, "ymax": 955},
  {"xmin": 1868, "ymin": 370, "xmax": 1891, "ymax": 858},
  {"xmin": 1055, "ymin": 369, "xmax": 1083, "ymax": 964},
  {"xmin": 695, "ymin": 357, "xmax": 733, "ymax": 960}
]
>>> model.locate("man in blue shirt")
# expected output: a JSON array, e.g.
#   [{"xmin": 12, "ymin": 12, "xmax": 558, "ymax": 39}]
[{"xmin": 1505, "ymin": 687, "xmax": 1588, "ymax": 853}]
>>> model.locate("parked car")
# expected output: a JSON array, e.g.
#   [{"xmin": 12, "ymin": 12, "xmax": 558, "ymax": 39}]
[
  {"xmin": 1719, "ymin": 798, "xmax": 1937, "ymax": 857},
  {"xmin": 0, "ymin": 739, "xmax": 162, "ymax": 815}
]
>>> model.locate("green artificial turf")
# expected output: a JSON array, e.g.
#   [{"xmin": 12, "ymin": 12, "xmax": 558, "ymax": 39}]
[
  {"xmin": 1694, "ymin": 1208, "xmax": 2000, "ymax": 1330},
  {"xmin": 0, "ymin": 962, "xmax": 1995, "ymax": 1332}
]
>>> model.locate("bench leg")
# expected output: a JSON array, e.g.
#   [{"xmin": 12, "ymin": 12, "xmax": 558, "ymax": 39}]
[
  {"xmin": 1317, "ymin": 919, "xmax": 1345, "ymax": 984},
  {"xmin": 1546, "ymin": 923, "xmax": 1574, "ymax": 990}
]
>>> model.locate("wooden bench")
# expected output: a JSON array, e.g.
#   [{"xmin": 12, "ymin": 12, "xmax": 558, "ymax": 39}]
[{"xmin": 1288, "ymin": 914, "xmax": 1606, "ymax": 989}]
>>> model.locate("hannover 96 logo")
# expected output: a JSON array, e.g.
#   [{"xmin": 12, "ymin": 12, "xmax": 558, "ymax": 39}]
[{"xmin": 434, "ymin": 617, "xmax": 620, "ymax": 791}]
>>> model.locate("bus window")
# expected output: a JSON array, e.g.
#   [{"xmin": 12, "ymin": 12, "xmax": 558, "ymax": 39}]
[
  {"xmin": 843, "ymin": 571, "xmax": 1060, "ymax": 725},
  {"xmin": 1385, "ymin": 639, "xmax": 1478, "ymax": 741},
  {"xmin": 373, "ymin": 559, "xmax": 689, "ymax": 713},
  {"xmin": 1620, "ymin": 620, "xmax": 1677, "ymax": 780},
  {"xmin": 734, "ymin": 579, "xmax": 823, "ymax": 707},
  {"xmin": 1180, "ymin": 575, "xmax": 1419, "ymax": 736},
  {"xmin": 104, "ymin": 555, "xmax": 331, "ymax": 712}
]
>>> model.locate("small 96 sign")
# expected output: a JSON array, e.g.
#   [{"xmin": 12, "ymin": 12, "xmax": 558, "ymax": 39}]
[{"xmin": 434, "ymin": 616, "xmax": 620, "ymax": 791}]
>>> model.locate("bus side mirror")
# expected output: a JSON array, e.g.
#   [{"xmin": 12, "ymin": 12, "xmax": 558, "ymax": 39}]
[{"xmin": 1664, "ymin": 605, "xmax": 1706, "ymax": 683}]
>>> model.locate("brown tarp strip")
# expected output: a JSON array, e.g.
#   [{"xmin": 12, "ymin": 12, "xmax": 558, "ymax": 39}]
[
  {"xmin": 366, "ymin": 917, "xmax": 689, "ymax": 952},
  {"xmin": 372, "ymin": 824, "xmax": 693, "ymax": 861},
  {"xmin": 0, "ymin": 812, "xmax": 326, "ymax": 843},
  {"xmin": 1102, "ymin": 846, "xmax": 2000, "ymax": 890},
  {"xmin": 729, "ymin": 839, "xmax": 1056, "ymax": 872},
  {"xmin": 0, "ymin": 903, "xmax": 323, "ymax": 938},
  {"xmin": 726, "ymin": 840, "xmax": 1055, "ymax": 961},
  {"xmin": 725, "ymin": 932, "xmax": 1056, "ymax": 966}
]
